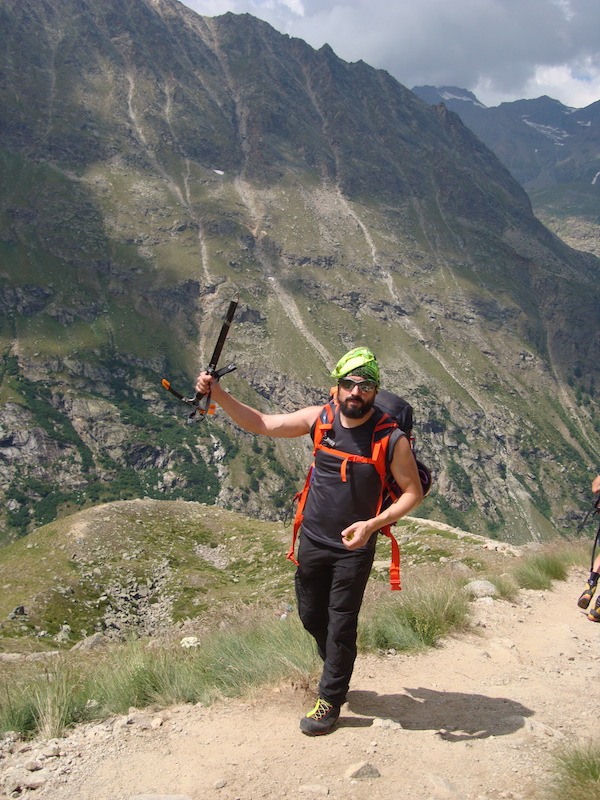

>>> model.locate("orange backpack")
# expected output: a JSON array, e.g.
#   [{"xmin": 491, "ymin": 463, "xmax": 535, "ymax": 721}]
[{"xmin": 287, "ymin": 398, "xmax": 406, "ymax": 590}]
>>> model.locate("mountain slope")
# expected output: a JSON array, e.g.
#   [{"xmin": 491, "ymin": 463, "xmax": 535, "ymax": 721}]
[
  {"xmin": 411, "ymin": 84, "xmax": 600, "ymax": 256},
  {"xmin": 0, "ymin": 0, "xmax": 598, "ymax": 544},
  {"xmin": 0, "ymin": 499, "xmax": 294, "ymax": 648},
  {"xmin": 0, "ymin": 496, "xmax": 517, "ymax": 650}
]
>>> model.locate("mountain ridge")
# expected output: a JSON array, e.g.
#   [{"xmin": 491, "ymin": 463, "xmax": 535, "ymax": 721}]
[
  {"xmin": 0, "ymin": 495, "xmax": 514, "ymax": 651},
  {"xmin": 411, "ymin": 83, "xmax": 600, "ymax": 256}
]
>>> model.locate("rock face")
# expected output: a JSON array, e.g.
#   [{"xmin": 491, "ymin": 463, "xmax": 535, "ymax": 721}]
[{"xmin": 0, "ymin": 0, "xmax": 598, "ymax": 542}]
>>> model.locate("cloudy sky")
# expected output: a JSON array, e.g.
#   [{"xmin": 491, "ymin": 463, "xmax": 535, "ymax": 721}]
[{"xmin": 180, "ymin": 0, "xmax": 600, "ymax": 109}]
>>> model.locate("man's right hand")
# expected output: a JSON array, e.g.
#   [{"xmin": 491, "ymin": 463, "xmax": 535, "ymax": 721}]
[{"xmin": 195, "ymin": 371, "xmax": 218, "ymax": 397}]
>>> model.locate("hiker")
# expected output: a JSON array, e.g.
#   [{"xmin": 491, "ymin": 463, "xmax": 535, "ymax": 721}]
[
  {"xmin": 577, "ymin": 474, "xmax": 600, "ymax": 622},
  {"xmin": 195, "ymin": 347, "xmax": 424, "ymax": 735}
]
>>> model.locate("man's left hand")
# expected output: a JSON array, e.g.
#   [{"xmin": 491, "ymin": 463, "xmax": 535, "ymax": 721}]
[{"xmin": 341, "ymin": 521, "xmax": 373, "ymax": 550}]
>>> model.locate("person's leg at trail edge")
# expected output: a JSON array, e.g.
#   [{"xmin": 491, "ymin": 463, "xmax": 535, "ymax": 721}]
[
  {"xmin": 578, "ymin": 555, "xmax": 600, "ymax": 610},
  {"xmin": 588, "ymin": 595, "xmax": 600, "ymax": 622}
]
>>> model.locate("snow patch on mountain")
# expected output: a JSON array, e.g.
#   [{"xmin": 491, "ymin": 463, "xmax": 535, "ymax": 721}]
[
  {"xmin": 439, "ymin": 88, "xmax": 487, "ymax": 108},
  {"xmin": 521, "ymin": 117, "xmax": 571, "ymax": 144}
]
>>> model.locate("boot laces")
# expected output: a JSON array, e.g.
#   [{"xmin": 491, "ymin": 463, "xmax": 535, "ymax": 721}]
[{"xmin": 308, "ymin": 698, "xmax": 333, "ymax": 720}]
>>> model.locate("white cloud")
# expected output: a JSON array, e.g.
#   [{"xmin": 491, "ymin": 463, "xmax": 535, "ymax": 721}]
[
  {"xmin": 280, "ymin": 0, "xmax": 304, "ymax": 14},
  {"xmin": 523, "ymin": 62, "xmax": 600, "ymax": 108},
  {"xmin": 181, "ymin": 0, "xmax": 600, "ymax": 108}
]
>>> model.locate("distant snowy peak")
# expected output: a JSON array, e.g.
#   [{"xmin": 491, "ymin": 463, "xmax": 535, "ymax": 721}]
[
  {"xmin": 411, "ymin": 85, "xmax": 487, "ymax": 109},
  {"xmin": 438, "ymin": 87, "xmax": 487, "ymax": 108},
  {"xmin": 410, "ymin": 85, "xmax": 599, "ymax": 189}
]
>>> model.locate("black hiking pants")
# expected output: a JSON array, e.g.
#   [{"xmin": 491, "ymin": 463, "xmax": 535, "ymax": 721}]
[{"xmin": 294, "ymin": 532, "xmax": 375, "ymax": 708}]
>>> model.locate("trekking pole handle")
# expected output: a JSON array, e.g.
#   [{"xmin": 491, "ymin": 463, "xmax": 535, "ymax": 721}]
[
  {"xmin": 161, "ymin": 298, "xmax": 238, "ymax": 421},
  {"xmin": 192, "ymin": 363, "xmax": 236, "ymax": 404}
]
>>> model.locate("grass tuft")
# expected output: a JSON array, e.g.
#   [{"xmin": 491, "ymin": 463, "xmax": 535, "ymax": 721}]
[
  {"xmin": 513, "ymin": 551, "xmax": 569, "ymax": 590},
  {"xmin": 547, "ymin": 741, "xmax": 600, "ymax": 800},
  {"xmin": 487, "ymin": 572, "xmax": 520, "ymax": 602},
  {"xmin": 86, "ymin": 613, "xmax": 320, "ymax": 714},
  {"xmin": 359, "ymin": 578, "xmax": 470, "ymax": 652},
  {"xmin": 0, "ymin": 613, "xmax": 319, "ymax": 738}
]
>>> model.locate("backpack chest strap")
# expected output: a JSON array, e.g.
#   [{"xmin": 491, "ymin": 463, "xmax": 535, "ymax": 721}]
[
  {"xmin": 312, "ymin": 403, "xmax": 393, "ymax": 485},
  {"xmin": 314, "ymin": 442, "xmax": 378, "ymax": 482}
]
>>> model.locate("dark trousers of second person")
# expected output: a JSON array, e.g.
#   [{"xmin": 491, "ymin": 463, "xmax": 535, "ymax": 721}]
[{"xmin": 294, "ymin": 533, "xmax": 375, "ymax": 708}]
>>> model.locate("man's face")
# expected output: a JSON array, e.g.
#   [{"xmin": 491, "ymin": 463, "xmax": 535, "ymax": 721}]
[{"xmin": 337, "ymin": 375, "xmax": 377, "ymax": 419}]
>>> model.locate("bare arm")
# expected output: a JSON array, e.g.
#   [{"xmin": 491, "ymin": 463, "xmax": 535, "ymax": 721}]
[
  {"xmin": 341, "ymin": 435, "xmax": 424, "ymax": 550},
  {"xmin": 593, "ymin": 475, "xmax": 600, "ymax": 494},
  {"xmin": 195, "ymin": 371, "xmax": 321, "ymax": 438}
]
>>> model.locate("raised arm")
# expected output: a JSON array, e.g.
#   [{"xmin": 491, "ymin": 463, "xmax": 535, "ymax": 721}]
[{"xmin": 195, "ymin": 371, "xmax": 321, "ymax": 438}]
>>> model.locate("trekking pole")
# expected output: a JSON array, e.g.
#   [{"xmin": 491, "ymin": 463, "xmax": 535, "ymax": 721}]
[
  {"xmin": 577, "ymin": 496, "xmax": 600, "ymax": 571},
  {"xmin": 161, "ymin": 298, "xmax": 238, "ymax": 423}
]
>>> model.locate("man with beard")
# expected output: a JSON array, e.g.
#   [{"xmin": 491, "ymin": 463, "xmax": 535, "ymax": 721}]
[{"xmin": 195, "ymin": 347, "xmax": 423, "ymax": 735}]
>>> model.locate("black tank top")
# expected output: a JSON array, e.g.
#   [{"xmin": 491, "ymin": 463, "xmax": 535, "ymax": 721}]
[{"xmin": 301, "ymin": 408, "xmax": 400, "ymax": 551}]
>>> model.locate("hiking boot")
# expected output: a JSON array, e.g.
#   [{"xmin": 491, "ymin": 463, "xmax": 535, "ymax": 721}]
[
  {"xmin": 577, "ymin": 582, "xmax": 597, "ymax": 609},
  {"xmin": 587, "ymin": 599, "xmax": 600, "ymax": 622},
  {"xmin": 299, "ymin": 698, "xmax": 340, "ymax": 736}
]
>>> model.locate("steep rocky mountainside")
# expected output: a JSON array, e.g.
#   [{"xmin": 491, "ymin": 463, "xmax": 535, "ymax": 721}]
[
  {"xmin": 0, "ymin": 0, "xmax": 598, "ymax": 544},
  {"xmin": 411, "ymin": 85, "xmax": 600, "ymax": 257}
]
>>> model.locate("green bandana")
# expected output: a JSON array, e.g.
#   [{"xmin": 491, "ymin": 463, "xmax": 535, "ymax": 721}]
[{"xmin": 331, "ymin": 347, "xmax": 380, "ymax": 386}]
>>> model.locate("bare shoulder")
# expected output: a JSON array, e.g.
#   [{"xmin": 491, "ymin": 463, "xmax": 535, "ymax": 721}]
[{"xmin": 390, "ymin": 433, "xmax": 417, "ymax": 466}]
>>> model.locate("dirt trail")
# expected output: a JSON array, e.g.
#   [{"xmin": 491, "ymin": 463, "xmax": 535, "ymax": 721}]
[{"xmin": 4, "ymin": 570, "xmax": 600, "ymax": 800}]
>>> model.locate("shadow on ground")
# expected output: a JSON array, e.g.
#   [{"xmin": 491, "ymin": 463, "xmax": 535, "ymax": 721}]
[{"xmin": 346, "ymin": 687, "xmax": 533, "ymax": 740}]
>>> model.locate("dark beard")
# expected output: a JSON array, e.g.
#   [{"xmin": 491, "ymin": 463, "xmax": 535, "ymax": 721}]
[{"xmin": 339, "ymin": 395, "xmax": 375, "ymax": 419}]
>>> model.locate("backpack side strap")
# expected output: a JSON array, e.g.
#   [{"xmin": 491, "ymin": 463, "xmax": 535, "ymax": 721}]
[
  {"xmin": 380, "ymin": 525, "xmax": 401, "ymax": 590},
  {"xmin": 287, "ymin": 465, "xmax": 313, "ymax": 567}
]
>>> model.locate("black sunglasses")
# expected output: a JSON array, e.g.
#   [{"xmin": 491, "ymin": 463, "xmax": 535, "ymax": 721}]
[{"xmin": 338, "ymin": 377, "xmax": 377, "ymax": 393}]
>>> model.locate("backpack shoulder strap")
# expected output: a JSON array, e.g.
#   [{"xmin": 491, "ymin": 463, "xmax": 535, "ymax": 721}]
[
  {"xmin": 311, "ymin": 399, "xmax": 335, "ymax": 443},
  {"xmin": 287, "ymin": 401, "xmax": 335, "ymax": 566},
  {"xmin": 370, "ymin": 410, "xmax": 399, "ymax": 484}
]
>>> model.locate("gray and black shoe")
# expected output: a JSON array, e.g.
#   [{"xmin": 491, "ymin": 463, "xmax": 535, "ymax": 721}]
[{"xmin": 299, "ymin": 698, "xmax": 340, "ymax": 736}]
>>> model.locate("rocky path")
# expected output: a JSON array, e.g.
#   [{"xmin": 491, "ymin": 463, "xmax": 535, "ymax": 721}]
[{"xmin": 2, "ymin": 570, "xmax": 599, "ymax": 800}]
